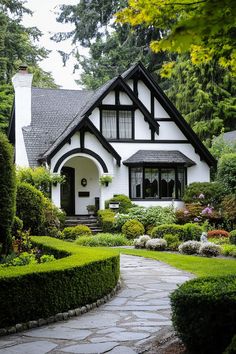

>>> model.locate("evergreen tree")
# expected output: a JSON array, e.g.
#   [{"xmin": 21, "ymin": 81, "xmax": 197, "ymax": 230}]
[{"xmin": 163, "ymin": 56, "xmax": 236, "ymax": 144}]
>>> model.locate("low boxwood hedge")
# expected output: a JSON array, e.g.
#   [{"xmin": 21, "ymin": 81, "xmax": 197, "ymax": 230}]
[
  {"xmin": 0, "ymin": 237, "xmax": 119, "ymax": 328},
  {"xmin": 171, "ymin": 275, "xmax": 236, "ymax": 354}
]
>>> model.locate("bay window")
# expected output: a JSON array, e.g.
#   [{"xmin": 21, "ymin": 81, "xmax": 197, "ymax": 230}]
[{"xmin": 130, "ymin": 166, "xmax": 186, "ymax": 200}]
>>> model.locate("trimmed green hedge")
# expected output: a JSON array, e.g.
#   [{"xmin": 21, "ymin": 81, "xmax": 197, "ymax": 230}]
[
  {"xmin": 0, "ymin": 237, "xmax": 119, "ymax": 328},
  {"xmin": 171, "ymin": 275, "xmax": 236, "ymax": 354}
]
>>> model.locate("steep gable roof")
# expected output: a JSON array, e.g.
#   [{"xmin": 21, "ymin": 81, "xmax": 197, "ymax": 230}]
[
  {"xmin": 122, "ymin": 62, "xmax": 216, "ymax": 167},
  {"xmin": 42, "ymin": 75, "xmax": 160, "ymax": 162},
  {"xmin": 23, "ymin": 87, "xmax": 94, "ymax": 166}
]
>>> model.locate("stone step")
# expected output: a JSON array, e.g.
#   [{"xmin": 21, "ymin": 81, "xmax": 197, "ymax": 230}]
[{"xmin": 65, "ymin": 215, "xmax": 102, "ymax": 234}]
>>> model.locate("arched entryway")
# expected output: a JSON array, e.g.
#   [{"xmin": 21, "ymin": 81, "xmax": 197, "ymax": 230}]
[{"xmin": 52, "ymin": 150, "xmax": 108, "ymax": 215}]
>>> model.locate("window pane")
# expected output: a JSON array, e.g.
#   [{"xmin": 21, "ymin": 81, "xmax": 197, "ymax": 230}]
[
  {"xmin": 144, "ymin": 168, "xmax": 159, "ymax": 198},
  {"xmin": 102, "ymin": 110, "xmax": 116, "ymax": 139},
  {"xmin": 131, "ymin": 167, "xmax": 143, "ymax": 198},
  {"xmin": 177, "ymin": 168, "xmax": 185, "ymax": 198},
  {"xmin": 161, "ymin": 169, "xmax": 175, "ymax": 198},
  {"xmin": 119, "ymin": 111, "xmax": 132, "ymax": 139}
]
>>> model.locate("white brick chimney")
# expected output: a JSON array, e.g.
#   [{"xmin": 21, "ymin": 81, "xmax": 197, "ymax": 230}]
[{"xmin": 12, "ymin": 65, "xmax": 33, "ymax": 166}]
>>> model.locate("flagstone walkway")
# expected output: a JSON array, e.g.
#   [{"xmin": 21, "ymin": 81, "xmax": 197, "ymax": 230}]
[{"xmin": 0, "ymin": 255, "xmax": 193, "ymax": 354}]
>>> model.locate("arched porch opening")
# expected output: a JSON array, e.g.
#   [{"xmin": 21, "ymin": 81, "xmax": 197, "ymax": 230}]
[{"xmin": 51, "ymin": 150, "xmax": 107, "ymax": 215}]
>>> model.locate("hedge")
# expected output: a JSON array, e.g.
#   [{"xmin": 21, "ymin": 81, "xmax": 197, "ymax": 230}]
[
  {"xmin": 0, "ymin": 132, "xmax": 16, "ymax": 254},
  {"xmin": 0, "ymin": 237, "xmax": 119, "ymax": 328},
  {"xmin": 171, "ymin": 275, "xmax": 236, "ymax": 354}
]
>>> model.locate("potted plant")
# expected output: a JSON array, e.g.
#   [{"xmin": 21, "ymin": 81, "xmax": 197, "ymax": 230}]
[
  {"xmin": 86, "ymin": 205, "xmax": 96, "ymax": 215},
  {"xmin": 99, "ymin": 175, "xmax": 113, "ymax": 187}
]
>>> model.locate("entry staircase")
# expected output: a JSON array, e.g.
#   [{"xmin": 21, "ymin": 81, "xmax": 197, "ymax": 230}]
[{"xmin": 65, "ymin": 215, "xmax": 102, "ymax": 234}]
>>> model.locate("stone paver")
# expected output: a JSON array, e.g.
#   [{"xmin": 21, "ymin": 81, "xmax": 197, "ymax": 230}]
[{"xmin": 0, "ymin": 255, "xmax": 193, "ymax": 354}]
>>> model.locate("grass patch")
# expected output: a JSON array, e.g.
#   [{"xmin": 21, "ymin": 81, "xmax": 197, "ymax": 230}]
[{"xmin": 115, "ymin": 248, "xmax": 236, "ymax": 277}]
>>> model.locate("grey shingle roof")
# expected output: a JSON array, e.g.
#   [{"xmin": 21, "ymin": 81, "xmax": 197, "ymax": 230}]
[
  {"xmin": 223, "ymin": 130, "xmax": 236, "ymax": 142},
  {"xmin": 23, "ymin": 87, "xmax": 93, "ymax": 166},
  {"xmin": 123, "ymin": 150, "xmax": 196, "ymax": 166}
]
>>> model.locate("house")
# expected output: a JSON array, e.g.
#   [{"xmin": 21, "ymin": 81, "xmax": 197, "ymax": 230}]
[{"xmin": 9, "ymin": 62, "xmax": 216, "ymax": 215}]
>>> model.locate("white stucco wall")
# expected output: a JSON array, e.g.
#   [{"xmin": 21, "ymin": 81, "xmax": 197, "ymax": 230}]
[
  {"xmin": 157, "ymin": 121, "xmax": 187, "ymax": 140},
  {"xmin": 154, "ymin": 97, "xmax": 170, "ymax": 118},
  {"xmin": 138, "ymin": 81, "xmax": 151, "ymax": 112}
]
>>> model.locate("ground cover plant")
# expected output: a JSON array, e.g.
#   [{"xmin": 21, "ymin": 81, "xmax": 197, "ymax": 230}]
[
  {"xmin": 0, "ymin": 237, "xmax": 119, "ymax": 328},
  {"xmin": 76, "ymin": 233, "xmax": 130, "ymax": 247}
]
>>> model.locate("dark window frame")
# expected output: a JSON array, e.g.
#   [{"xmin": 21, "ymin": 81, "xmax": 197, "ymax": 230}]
[
  {"xmin": 100, "ymin": 106, "xmax": 135, "ymax": 140},
  {"xmin": 129, "ymin": 165, "xmax": 187, "ymax": 200}
]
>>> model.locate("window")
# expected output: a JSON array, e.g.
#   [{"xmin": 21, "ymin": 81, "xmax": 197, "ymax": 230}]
[
  {"xmin": 130, "ymin": 167, "xmax": 186, "ymax": 199},
  {"xmin": 101, "ymin": 110, "xmax": 132, "ymax": 139}
]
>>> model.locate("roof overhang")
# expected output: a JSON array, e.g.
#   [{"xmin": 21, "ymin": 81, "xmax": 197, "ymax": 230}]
[{"xmin": 123, "ymin": 150, "xmax": 196, "ymax": 167}]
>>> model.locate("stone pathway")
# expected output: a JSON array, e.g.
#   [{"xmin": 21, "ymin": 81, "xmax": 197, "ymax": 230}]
[{"xmin": 0, "ymin": 255, "xmax": 193, "ymax": 354}]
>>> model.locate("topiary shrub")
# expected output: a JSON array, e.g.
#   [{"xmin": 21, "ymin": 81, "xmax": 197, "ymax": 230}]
[
  {"xmin": 178, "ymin": 240, "xmax": 201, "ymax": 255},
  {"xmin": 97, "ymin": 209, "xmax": 115, "ymax": 232},
  {"xmin": 171, "ymin": 275, "xmax": 236, "ymax": 354},
  {"xmin": 163, "ymin": 234, "xmax": 180, "ymax": 251},
  {"xmin": 16, "ymin": 182, "xmax": 45, "ymax": 235},
  {"xmin": 182, "ymin": 223, "xmax": 203, "ymax": 241},
  {"xmin": 146, "ymin": 238, "xmax": 167, "ymax": 251},
  {"xmin": 0, "ymin": 132, "xmax": 16, "ymax": 254},
  {"xmin": 105, "ymin": 194, "xmax": 133, "ymax": 213},
  {"xmin": 133, "ymin": 235, "xmax": 151, "ymax": 249},
  {"xmin": 151, "ymin": 224, "xmax": 184, "ymax": 239},
  {"xmin": 122, "ymin": 219, "xmax": 145, "ymax": 239},
  {"xmin": 199, "ymin": 242, "xmax": 221, "ymax": 257},
  {"xmin": 61, "ymin": 225, "xmax": 92, "ymax": 240},
  {"xmin": 229, "ymin": 230, "xmax": 236, "ymax": 245},
  {"xmin": 183, "ymin": 181, "xmax": 224, "ymax": 205},
  {"xmin": 43, "ymin": 197, "xmax": 66, "ymax": 236}
]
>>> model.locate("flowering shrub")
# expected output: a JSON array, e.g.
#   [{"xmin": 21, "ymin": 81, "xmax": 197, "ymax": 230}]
[
  {"xmin": 133, "ymin": 235, "xmax": 151, "ymax": 248},
  {"xmin": 146, "ymin": 238, "xmax": 167, "ymax": 251},
  {"xmin": 115, "ymin": 206, "xmax": 176, "ymax": 230},
  {"xmin": 207, "ymin": 230, "xmax": 229, "ymax": 238},
  {"xmin": 178, "ymin": 241, "xmax": 201, "ymax": 255},
  {"xmin": 199, "ymin": 243, "xmax": 221, "ymax": 257},
  {"xmin": 183, "ymin": 182, "xmax": 223, "ymax": 205}
]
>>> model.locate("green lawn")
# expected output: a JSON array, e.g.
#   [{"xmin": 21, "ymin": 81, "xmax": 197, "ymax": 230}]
[{"xmin": 114, "ymin": 248, "xmax": 236, "ymax": 277}]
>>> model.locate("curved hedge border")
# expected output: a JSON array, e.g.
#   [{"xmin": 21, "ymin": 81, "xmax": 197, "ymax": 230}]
[
  {"xmin": 171, "ymin": 275, "xmax": 236, "ymax": 354},
  {"xmin": 0, "ymin": 237, "xmax": 120, "ymax": 329}
]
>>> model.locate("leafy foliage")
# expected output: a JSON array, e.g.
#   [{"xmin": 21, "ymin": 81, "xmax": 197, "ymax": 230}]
[
  {"xmin": 171, "ymin": 275, "xmax": 236, "ymax": 354},
  {"xmin": 105, "ymin": 194, "xmax": 133, "ymax": 213},
  {"xmin": 0, "ymin": 132, "xmax": 16, "ymax": 254},
  {"xmin": 117, "ymin": 0, "xmax": 236, "ymax": 75},
  {"xmin": 76, "ymin": 233, "xmax": 130, "ymax": 247},
  {"xmin": 61, "ymin": 225, "xmax": 92, "ymax": 240},
  {"xmin": 17, "ymin": 166, "xmax": 64, "ymax": 198},
  {"xmin": 16, "ymin": 182, "xmax": 45, "ymax": 235},
  {"xmin": 210, "ymin": 131, "xmax": 236, "ymax": 159},
  {"xmin": 217, "ymin": 153, "xmax": 236, "ymax": 194},
  {"xmin": 121, "ymin": 219, "xmax": 145, "ymax": 239}
]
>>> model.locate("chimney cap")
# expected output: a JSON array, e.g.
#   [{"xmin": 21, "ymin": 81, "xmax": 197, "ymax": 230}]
[{"xmin": 19, "ymin": 63, "xmax": 28, "ymax": 72}]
